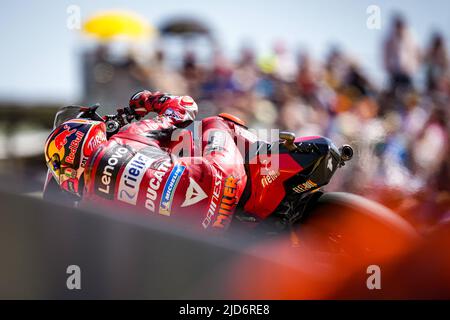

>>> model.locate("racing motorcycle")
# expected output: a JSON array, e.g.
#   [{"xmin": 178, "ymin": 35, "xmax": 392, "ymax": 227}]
[{"xmin": 44, "ymin": 104, "xmax": 418, "ymax": 258}]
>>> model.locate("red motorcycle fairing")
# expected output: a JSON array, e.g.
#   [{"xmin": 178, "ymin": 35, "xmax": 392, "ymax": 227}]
[
  {"xmin": 243, "ymin": 153, "xmax": 304, "ymax": 219},
  {"xmin": 242, "ymin": 135, "xmax": 344, "ymax": 220}
]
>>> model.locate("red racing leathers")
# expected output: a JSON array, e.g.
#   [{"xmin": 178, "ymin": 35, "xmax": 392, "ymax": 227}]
[{"xmin": 82, "ymin": 94, "xmax": 247, "ymax": 232}]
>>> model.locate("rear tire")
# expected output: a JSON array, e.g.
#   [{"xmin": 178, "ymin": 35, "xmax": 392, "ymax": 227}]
[{"xmin": 296, "ymin": 192, "xmax": 419, "ymax": 258}]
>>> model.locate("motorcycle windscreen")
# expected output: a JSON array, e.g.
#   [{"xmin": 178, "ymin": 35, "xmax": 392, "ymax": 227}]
[{"xmin": 53, "ymin": 106, "xmax": 84, "ymax": 129}]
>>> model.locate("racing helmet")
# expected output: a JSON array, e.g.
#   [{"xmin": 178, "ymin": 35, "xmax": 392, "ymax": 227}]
[{"xmin": 44, "ymin": 119, "xmax": 107, "ymax": 196}]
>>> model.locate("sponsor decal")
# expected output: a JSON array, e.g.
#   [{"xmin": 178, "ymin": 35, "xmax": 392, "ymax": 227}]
[
  {"xmin": 202, "ymin": 171, "xmax": 223, "ymax": 229},
  {"xmin": 260, "ymin": 160, "xmax": 280, "ymax": 187},
  {"xmin": 159, "ymin": 164, "xmax": 186, "ymax": 216},
  {"xmin": 95, "ymin": 145, "xmax": 132, "ymax": 199},
  {"xmin": 181, "ymin": 178, "xmax": 208, "ymax": 207},
  {"xmin": 85, "ymin": 130, "xmax": 106, "ymax": 155},
  {"xmin": 292, "ymin": 179, "xmax": 318, "ymax": 193},
  {"xmin": 145, "ymin": 161, "xmax": 172, "ymax": 213},
  {"xmin": 62, "ymin": 179, "xmax": 77, "ymax": 194},
  {"xmin": 213, "ymin": 175, "xmax": 239, "ymax": 229},
  {"xmin": 64, "ymin": 167, "xmax": 77, "ymax": 179},
  {"xmin": 54, "ymin": 125, "xmax": 76, "ymax": 150},
  {"xmin": 164, "ymin": 108, "xmax": 182, "ymax": 121},
  {"xmin": 117, "ymin": 153, "xmax": 157, "ymax": 205},
  {"xmin": 80, "ymin": 155, "xmax": 88, "ymax": 169},
  {"xmin": 261, "ymin": 170, "xmax": 280, "ymax": 187},
  {"xmin": 65, "ymin": 131, "xmax": 84, "ymax": 164}
]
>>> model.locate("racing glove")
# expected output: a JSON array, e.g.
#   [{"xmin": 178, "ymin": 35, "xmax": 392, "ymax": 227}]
[
  {"xmin": 129, "ymin": 90, "xmax": 157, "ymax": 117},
  {"xmin": 129, "ymin": 90, "xmax": 197, "ymax": 126},
  {"xmin": 122, "ymin": 90, "xmax": 198, "ymax": 142}
]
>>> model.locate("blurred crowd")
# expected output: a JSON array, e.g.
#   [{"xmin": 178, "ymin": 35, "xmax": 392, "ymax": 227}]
[{"xmin": 83, "ymin": 15, "xmax": 450, "ymax": 231}]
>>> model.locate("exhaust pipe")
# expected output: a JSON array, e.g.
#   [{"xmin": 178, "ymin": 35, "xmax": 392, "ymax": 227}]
[{"xmin": 340, "ymin": 144, "xmax": 353, "ymax": 161}]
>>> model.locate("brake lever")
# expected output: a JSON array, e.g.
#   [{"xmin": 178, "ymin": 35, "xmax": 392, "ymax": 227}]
[{"xmin": 123, "ymin": 106, "xmax": 140, "ymax": 122}]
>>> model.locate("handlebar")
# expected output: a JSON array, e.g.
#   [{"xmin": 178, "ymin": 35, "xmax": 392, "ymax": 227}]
[{"xmin": 77, "ymin": 104, "xmax": 139, "ymax": 138}]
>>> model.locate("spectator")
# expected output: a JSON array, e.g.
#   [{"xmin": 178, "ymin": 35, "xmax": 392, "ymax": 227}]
[
  {"xmin": 383, "ymin": 15, "xmax": 421, "ymax": 94},
  {"xmin": 296, "ymin": 52, "xmax": 319, "ymax": 103},
  {"xmin": 425, "ymin": 33, "xmax": 449, "ymax": 94}
]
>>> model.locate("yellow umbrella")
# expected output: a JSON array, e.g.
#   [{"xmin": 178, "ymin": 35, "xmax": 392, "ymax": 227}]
[{"xmin": 83, "ymin": 10, "xmax": 156, "ymax": 40}]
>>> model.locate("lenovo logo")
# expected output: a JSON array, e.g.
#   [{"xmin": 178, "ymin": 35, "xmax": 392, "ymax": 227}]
[{"xmin": 95, "ymin": 145, "xmax": 132, "ymax": 199}]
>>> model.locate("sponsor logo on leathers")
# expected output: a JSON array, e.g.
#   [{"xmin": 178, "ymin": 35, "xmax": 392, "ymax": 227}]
[
  {"xmin": 213, "ymin": 175, "xmax": 239, "ymax": 229},
  {"xmin": 202, "ymin": 170, "xmax": 223, "ymax": 229},
  {"xmin": 159, "ymin": 164, "xmax": 185, "ymax": 216},
  {"xmin": 95, "ymin": 145, "xmax": 132, "ymax": 199},
  {"xmin": 117, "ymin": 153, "xmax": 157, "ymax": 205},
  {"xmin": 145, "ymin": 161, "xmax": 172, "ymax": 213},
  {"xmin": 181, "ymin": 178, "xmax": 208, "ymax": 207}
]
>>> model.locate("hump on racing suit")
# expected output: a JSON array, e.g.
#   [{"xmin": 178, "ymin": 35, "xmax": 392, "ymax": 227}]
[{"xmin": 82, "ymin": 93, "xmax": 247, "ymax": 232}]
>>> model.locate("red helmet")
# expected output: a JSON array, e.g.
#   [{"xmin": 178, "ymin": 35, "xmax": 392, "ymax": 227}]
[{"xmin": 44, "ymin": 119, "xmax": 107, "ymax": 196}]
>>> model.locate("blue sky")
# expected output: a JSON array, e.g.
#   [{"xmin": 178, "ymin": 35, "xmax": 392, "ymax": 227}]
[{"xmin": 0, "ymin": 0, "xmax": 449, "ymax": 103}]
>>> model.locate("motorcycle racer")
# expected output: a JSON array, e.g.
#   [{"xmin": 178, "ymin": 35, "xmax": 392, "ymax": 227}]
[{"xmin": 45, "ymin": 91, "xmax": 248, "ymax": 232}]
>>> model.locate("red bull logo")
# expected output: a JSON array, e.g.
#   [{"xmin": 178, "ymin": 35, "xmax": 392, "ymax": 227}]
[
  {"xmin": 66, "ymin": 131, "xmax": 85, "ymax": 164},
  {"xmin": 54, "ymin": 125, "xmax": 76, "ymax": 150}
]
